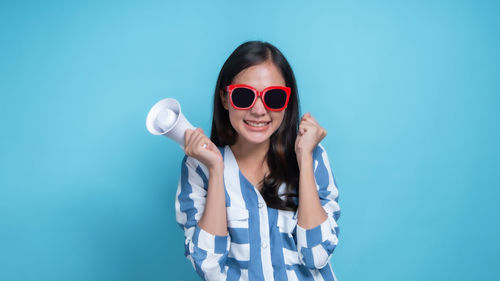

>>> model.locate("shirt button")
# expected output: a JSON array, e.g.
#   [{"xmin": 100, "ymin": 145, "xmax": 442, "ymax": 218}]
[
  {"xmin": 261, "ymin": 242, "xmax": 268, "ymax": 248},
  {"xmin": 258, "ymin": 202, "xmax": 265, "ymax": 208}
]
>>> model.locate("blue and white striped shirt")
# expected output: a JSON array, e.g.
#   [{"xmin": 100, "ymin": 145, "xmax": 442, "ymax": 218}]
[{"xmin": 175, "ymin": 144, "xmax": 341, "ymax": 281}]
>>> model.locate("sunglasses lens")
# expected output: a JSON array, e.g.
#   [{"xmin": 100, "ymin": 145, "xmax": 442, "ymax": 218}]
[
  {"xmin": 231, "ymin": 87, "xmax": 255, "ymax": 108},
  {"xmin": 264, "ymin": 89, "xmax": 288, "ymax": 109}
]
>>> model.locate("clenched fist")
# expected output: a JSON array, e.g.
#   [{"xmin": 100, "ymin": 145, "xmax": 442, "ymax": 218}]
[
  {"xmin": 295, "ymin": 112, "xmax": 327, "ymax": 167},
  {"xmin": 184, "ymin": 128, "xmax": 223, "ymax": 171}
]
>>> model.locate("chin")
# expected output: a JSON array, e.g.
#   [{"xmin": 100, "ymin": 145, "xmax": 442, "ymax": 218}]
[{"xmin": 237, "ymin": 131, "xmax": 271, "ymax": 144}]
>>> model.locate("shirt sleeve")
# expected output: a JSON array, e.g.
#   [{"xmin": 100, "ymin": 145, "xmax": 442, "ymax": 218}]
[
  {"xmin": 296, "ymin": 144, "xmax": 341, "ymax": 269},
  {"xmin": 175, "ymin": 155, "xmax": 230, "ymax": 281}
]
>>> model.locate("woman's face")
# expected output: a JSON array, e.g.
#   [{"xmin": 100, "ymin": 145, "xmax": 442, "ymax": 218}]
[{"xmin": 220, "ymin": 60, "xmax": 287, "ymax": 145}]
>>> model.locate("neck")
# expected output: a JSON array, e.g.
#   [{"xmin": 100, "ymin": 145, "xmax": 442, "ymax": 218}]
[{"xmin": 230, "ymin": 137, "xmax": 270, "ymax": 165}]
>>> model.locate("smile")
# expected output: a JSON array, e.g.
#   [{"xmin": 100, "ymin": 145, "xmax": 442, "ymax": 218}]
[{"xmin": 244, "ymin": 120, "xmax": 271, "ymax": 127}]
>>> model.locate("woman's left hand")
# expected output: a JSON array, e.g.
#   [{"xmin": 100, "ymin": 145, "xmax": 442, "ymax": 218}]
[{"xmin": 295, "ymin": 112, "xmax": 327, "ymax": 167}]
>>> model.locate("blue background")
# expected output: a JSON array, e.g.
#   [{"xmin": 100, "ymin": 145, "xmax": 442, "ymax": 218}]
[{"xmin": 1, "ymin": 0, "xmax": 499, "ymax": 280}]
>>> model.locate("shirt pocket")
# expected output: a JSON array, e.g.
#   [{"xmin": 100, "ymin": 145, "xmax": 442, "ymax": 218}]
[
  {"xmin": 277, "ymin": 210, "xmax": 297, "ymax": 235},
  {"xmin": 226, "ymin": 206, "xmax": 249, "ymax": 228},
  {"xmin": 227, "ymin": 207, "xmax": 249, "ymax": 244},
  {"xmin": 226, "ymin": 206, "xmax": 250, "ymax": 261}
]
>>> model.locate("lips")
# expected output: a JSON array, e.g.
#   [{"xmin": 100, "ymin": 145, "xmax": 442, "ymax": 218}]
[{"xmin": 244, "ymin": 120, "xmax": 271, "ymax": 127}]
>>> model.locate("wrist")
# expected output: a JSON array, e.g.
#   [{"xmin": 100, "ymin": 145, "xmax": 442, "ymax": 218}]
[
  {"xmin": 208, "ymin": 162, "xmax": 224, "ymax": 174},
  {"xmin": 297, "ymin": 153, "xmax": 313, "ymax": 170}
]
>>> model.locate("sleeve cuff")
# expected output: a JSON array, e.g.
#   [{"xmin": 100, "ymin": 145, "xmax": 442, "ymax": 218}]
[
  {"xmin": 296, "ymin": 216, "xmax": 338, "ymax": 269},
  {"xmin": 191, "ymin": 224, "xmax": 230, "ymax": 254},
  {"xmin": 296, "ymin": 216, "xmax": 334, "ymax": 248}
]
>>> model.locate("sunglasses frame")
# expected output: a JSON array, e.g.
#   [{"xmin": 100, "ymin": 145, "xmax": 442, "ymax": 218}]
[{"xmin": 225, "ymin": 84, "xmax": 291, "ymax": 111}]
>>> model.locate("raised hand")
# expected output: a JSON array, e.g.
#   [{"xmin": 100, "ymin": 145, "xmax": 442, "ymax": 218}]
[
  {"xmin": 295, "ymin": 112, "xmax": 327, "ymax": 167},
  {"xmin": 184, "ymin": 128, "xmax": 223, "ymax": 171}
]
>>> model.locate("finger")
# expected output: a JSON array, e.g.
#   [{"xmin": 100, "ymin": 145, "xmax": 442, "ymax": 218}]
[
  {"xmin": 184, "ymin": 129, "xmax": 197, "ymax": 153},
  {"xmin": 191, "ymin": 132, "xmax": 206, "ymax": 150},
  {"xmin": 300, "ymin": 123, "xmax": 321, "ymax": 136},
  {"xmin": 195, "ymin": 134, "xmax": 212, "ymax": 151},
  {"xmin": 187, "ymin": 128, "xmax": 203, "ymax": 147},
  {"xmin": 301, "ymin": 118, "xmax": 320, "ymax": 127},
  {"xmin": 200, "ymin": 137, "xmax": 209, "ymax": 149},
  {"xmin": 184, "ymin": 128, "xmax": 194, "ymax": 144},
  {"xmin": 298, "ymin": 118, "xmax": 312, "ymax": 127},
  {"xmin": 307, "ymin": 115, "xmax": 319, "ymax": 125},
  {"xmin": 196, "ymin": 127, "xmax": 204, "ymax": 135},
  {"xmin": 300, "ymin": 122, "xmax": 313, "ymax": 130},
  {"xmin": 302, "ymin": 114, "xmax": 318, "ymax": 125},
  {"xmin": 300, "ymin": 118, "xmax": 314, "ymax": 125},
  {"xmin": 299, "ymin": 124, "xmax": 308, "ymax": 135},
  {"xmin": 202, "ymin": 137, "xmax": 213, "ymax": 149},
  {"xmin": 186, "ymin": 130, "xmax": 204, "ymax": 152}
]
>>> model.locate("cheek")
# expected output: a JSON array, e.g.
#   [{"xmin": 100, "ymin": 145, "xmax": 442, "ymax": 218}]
[
  {"xmin": 272, "ymin": 111, "xmax": 286, "ymax": 127},
  {"xmin": 228, "ymin": 108, "xmax": 244, "ymax": 126}
]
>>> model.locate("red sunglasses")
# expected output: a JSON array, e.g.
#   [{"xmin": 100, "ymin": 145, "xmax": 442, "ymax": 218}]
[{"xmin": 224, "ymin": 84, "xmax": 291, "ymax": 111}]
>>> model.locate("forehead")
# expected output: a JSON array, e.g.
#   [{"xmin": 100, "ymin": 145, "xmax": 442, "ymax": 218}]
[{"xmin": 232, "ymin": 61, "xmax": 286, "ymax": 90}]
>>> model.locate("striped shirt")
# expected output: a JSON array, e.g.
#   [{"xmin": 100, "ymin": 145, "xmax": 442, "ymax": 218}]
[{"xmin": 175, "ymin": 144, "xmax": 341, "ymax": 281}]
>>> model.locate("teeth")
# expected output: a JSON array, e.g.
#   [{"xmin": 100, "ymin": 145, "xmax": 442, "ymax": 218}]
[{"xmin": 246, "ymin": 121, "xmax": 269, "ymax": 127}]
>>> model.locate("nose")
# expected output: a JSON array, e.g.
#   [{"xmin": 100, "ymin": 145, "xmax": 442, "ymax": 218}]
[{"xmin": 250, "ymin": 96, "xmax": 267, "ymax": 115}]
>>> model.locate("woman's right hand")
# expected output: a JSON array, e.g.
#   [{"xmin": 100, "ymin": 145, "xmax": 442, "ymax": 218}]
[{"xmin": 184, "ymin": 128, "xmax": 223, "ymax": 171}]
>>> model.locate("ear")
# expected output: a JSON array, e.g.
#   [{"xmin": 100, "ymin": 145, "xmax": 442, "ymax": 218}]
[{"xmin": 219, "ymin": 90, "xmax": 229, "ymax": 110}]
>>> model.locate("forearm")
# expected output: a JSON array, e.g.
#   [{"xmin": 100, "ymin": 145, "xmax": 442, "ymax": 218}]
[
  {"xmin": 198, "ymin": 164, "xmax": 228, "ymax": 236},
  {"xmin": 297, "ymin": 154, "xmax": 327, "ymax": 229}
]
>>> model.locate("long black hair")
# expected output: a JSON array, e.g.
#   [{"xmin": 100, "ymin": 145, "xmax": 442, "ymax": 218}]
[{"xmin": 210, "ymin": 41, "xmax": 300, "ymax": 211}]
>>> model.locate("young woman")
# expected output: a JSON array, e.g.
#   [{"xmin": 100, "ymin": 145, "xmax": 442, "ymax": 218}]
[{"xmin": 175, "ymin": 41, "xmax": 341, "ymax": 281}]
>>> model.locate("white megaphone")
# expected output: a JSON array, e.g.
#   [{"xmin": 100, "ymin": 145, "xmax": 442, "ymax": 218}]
[{"xmin": 146, "ymin": 98, "xmax": 195, "ymax": 148}]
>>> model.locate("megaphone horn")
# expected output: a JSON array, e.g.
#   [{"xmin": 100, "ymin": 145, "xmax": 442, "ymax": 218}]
[{"xmin": 146, "ymin": 98, "xmax": 195, "ymax": 148}]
